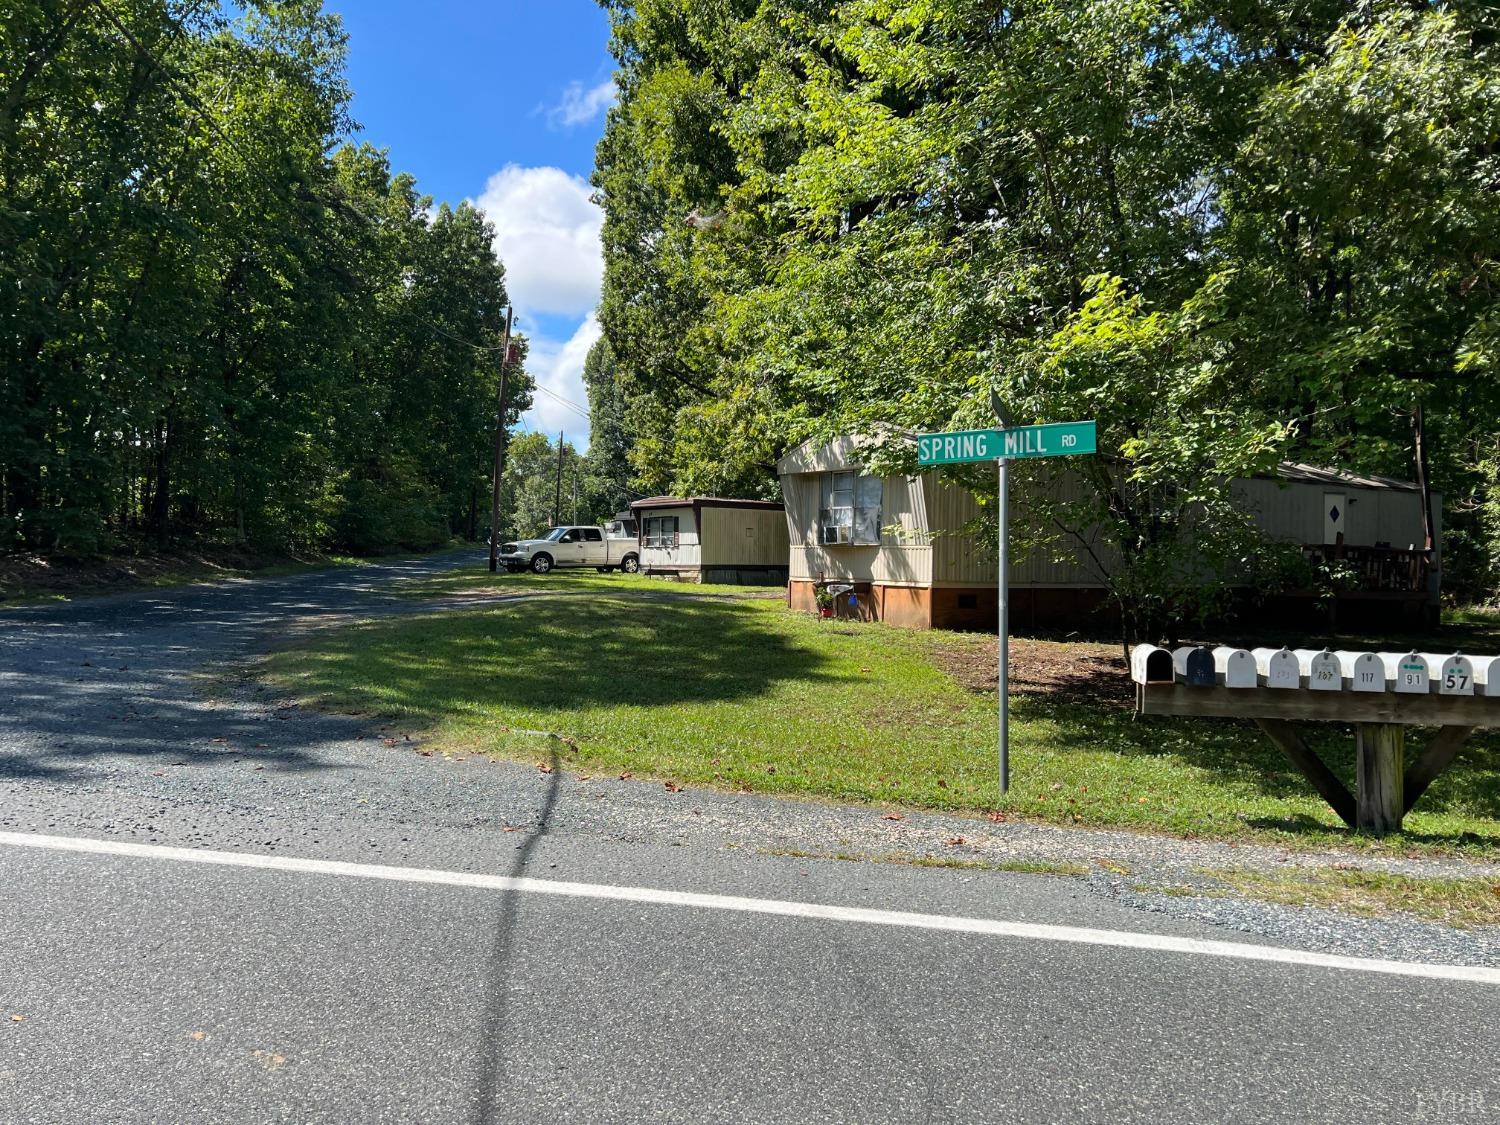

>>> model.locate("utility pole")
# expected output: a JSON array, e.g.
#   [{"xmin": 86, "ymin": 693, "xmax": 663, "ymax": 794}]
[
  {"xmin": 553, "ymin": 430, "xmax": 565, "ymax": 527},
  {"xmin": 488, "ymin": 306, "xmax": 515, "ymax": 573}
]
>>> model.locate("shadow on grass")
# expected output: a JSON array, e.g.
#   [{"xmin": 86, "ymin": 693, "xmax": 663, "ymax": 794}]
[
  {"xmin": 278, "ymin": 595, "xmax": 843, "ymax": 725},
  {"xmin": 1016, "ymin": 696, "xmax": 1500, "ymax": 844}
]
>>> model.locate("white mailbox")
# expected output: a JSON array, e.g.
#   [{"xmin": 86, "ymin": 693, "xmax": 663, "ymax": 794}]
[
  {"xmin": 1252, "ymin": 647, "xmax": 1300, "ymax": 690},
  {"xmin": 1295, "ymin": 649, "xmax": 1343, "ymax": 692},
  {"xmin": 1425, "ymin": 653, "xmax": 1475, "ymax": 697},
  {"xmin": 1336, "ymin": 651, "xmax": 1387, "ymax": 693},
  {"xmin": 1474, "ymin": 656, "xmax": 1498, "ymax": 697},
  {"xmin": 1130, "ymin": 645, "xmax": 1174, "ymax": 685},
  {"xmin": 1212, "ymin": 647, "xmax": 1257, "ymax": 689},
  {"xmin": 1381, "ymin": 652, "xmax": 1430, "ymax": 695}
]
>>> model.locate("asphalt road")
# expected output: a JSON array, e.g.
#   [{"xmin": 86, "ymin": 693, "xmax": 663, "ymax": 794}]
[{"xmin": 2, "ymin": 554, "xmax": 1497, "ymax": 1124}]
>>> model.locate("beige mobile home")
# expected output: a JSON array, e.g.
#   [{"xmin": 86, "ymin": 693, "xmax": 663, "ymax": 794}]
[
  {"xmin": 776, "ymin": 433, "xmax": 1439, "ymax": 629},
  {"xmin": 630, "ymin": 496, "xmax": 790, "ymax": 586}
]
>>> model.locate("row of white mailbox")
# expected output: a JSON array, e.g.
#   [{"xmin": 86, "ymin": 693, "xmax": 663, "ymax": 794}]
[{"xmin": 1130, "ymin": 645, "xmax": 1497, "ymax": 696}]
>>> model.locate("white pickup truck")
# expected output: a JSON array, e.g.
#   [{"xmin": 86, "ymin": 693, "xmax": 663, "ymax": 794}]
[{"xmin": 498, "ymin": 525, "xmax": 640, "ymax": 575}]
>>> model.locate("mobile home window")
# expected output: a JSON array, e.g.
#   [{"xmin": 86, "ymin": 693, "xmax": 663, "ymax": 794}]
[
  {"xmin": 643, "ymin": 515, "xmax": 680, "ymax": 548},
  {"xmin": 818, "ymin": 471, "xmax": 882, "ymax": 546}
]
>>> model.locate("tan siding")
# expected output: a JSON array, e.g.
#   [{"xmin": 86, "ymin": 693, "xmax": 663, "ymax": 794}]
[
  {"xmin": 789, "ymin": 544, "xmax": 933, "ymax": 585},
  {"xmin": 699, "ymin": 505, "xmax": 790, "ymax": 567},
  {"xmin": 927, "ymin": 473, "xmax": 983, "ymax": 584},
  {"xmin": 776, "ymin": 433, "xmax": 897, "ymax": 474},
  {"xmin": 784, "ymin": 470, "xmax": 931, "ymax": 585},
  {"xmin": 785, "ymin": 463, "xmax": 1105, "ymax": 588},
  {"xmin": 1231, "ymin": 478, "xmax": 1430, "ymax": 549},
  {"xmin": 878, "ymin": 473, "xmax": 929, "ymax": 546},
  {"xmin": 928, "ymin": 470, "xmax": 1106, "ymax": 587},
  {"xmin": 783, "ymin": 474, "xmax": 819, "ymax": 545}
]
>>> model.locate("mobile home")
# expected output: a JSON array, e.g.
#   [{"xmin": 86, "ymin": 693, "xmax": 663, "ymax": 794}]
[
  {"xmin": 776, "ymin": 433, "xmax": 1438, "ymax": 629},
  {"xmin": 630, "ymin": 496, "xmax": 790, "ymax": 586}
]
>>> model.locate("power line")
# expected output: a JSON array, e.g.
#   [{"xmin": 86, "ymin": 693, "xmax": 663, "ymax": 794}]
[{"xmin": 532, "ymin": 383, "xmax": 592, "ymax": 421}]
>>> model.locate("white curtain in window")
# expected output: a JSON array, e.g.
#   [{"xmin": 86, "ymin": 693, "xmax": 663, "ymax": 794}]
[{"xmin": 854, "ymin": 472, "xmax": 883, "ymax": 544}]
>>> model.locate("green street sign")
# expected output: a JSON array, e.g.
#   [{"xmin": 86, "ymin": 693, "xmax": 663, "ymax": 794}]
[{"xmin": 918, "ymin": 421, "xmax": 1097, "ymax": 466}]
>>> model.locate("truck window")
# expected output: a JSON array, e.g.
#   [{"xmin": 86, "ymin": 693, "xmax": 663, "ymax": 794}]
[{"xmin": 584, "ymin": 528, "xmax": 603, "ymax": 542}]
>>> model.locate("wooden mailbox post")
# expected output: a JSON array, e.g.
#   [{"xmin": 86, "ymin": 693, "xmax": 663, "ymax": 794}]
[{"xmin": 1134, "ymin": 646, "xmax": 1500, "ymax": 836}]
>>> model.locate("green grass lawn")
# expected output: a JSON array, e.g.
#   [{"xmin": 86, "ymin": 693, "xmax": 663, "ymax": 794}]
[
  {"xmin": 409, "ymin": 566, "xmax": 784, "ymax": 599},
  {"xmin": 262, "ymin": 590, "xmax": 1500, "ymax": 856}
]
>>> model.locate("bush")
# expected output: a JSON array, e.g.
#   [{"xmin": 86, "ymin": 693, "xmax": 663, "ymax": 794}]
[{"xmin": 335, "ymin": 476, "xmax": 448, "ymax": 554}]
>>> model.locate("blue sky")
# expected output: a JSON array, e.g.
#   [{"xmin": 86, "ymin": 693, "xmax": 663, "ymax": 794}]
[{"xmin": 331, "ymin": 0, "xmax": 615, "ymax": 445}]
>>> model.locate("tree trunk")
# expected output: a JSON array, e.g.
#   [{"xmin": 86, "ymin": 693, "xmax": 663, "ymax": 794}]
[
  {"xmin": 1411, "ymin": 400, "xmax": 1440, "ymax": 625},
  {"xmin": 1412, "ymin": 401, "xmax": 1435, "ymax": 553},
  {"xmin": 150, "ymin": 417, "xmax": 173, "ymax": 548}
]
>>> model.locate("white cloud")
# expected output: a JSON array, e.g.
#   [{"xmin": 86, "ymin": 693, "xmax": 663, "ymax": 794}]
[
  {"xmin": 521, "ymin": 313, "xmax": 601, "ymax": 449},
  {"xmin": 546, "ymin": 78, "xmax": 617, "ymax": 128},
  {"xmin": 472, "ymin": 165, "xmax": 603, "ymax": 319}
]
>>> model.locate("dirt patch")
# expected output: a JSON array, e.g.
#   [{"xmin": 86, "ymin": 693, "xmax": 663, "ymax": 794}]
[
  {"xmin": 934, "ymin": 636, "xmax": 1132, "ymax": 709},
  {"xmin": 0, "ymin": 547, "xmax": 332, "ymax": 602}
]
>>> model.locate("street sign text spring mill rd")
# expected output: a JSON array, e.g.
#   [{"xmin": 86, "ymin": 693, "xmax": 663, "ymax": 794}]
[
  {"xmin": 915, "ymin": 418, "xmax": 1098, "ymax": 799},
  {"xmin": 918, "ymin": 421, "xmax": 1097, "ymax": 467}
]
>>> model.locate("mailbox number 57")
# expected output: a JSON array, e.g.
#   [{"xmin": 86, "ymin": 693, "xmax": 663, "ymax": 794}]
[{"xmin": 1445, "ymin": 671, "xmax": 1469, "ymax": 691}]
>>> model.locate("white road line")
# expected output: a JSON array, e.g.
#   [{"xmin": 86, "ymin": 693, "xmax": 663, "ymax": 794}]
[{"xmin": 3, "ymin": 829, "xmax": 1497, "ymax": 986}]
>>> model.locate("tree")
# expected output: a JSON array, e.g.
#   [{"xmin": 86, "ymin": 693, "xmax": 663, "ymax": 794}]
[
  {"xmin": 578, "ymin": 337, "xmax": 634, "ymax": 519},
  {"xmin": 1206, "ymin": 7, "xmax": 1500, "ymax": 598},
  {"xmin": 501, "ymin": 431, "xmax": 578, "ymax": 540},
  {"xmin": 0, "ymin": 1, "xmax": 527, "ymax": 558},
  {"xmin": 594, "ymin": 0, "xmax": 1500, "ymax": 627}
]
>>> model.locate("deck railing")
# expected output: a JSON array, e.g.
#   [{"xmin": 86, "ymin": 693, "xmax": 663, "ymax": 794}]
[{"xmin": 1300, "ymin": 543, "xmax": 1433, "ymax": 594}]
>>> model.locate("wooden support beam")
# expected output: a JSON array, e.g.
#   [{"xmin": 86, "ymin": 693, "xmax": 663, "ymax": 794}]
[
  {"xmin": 1252, "ymin": 719, "xmax": 1356, "ymax": 828},
  {"xmin": 1141, "ymin": 685, "xmax": 1490, "ymax": 830},
  {"xmin": 1356, "ymin": 723, "xmax": 1404, "ymax": 836},
  {"xmin": 1137, "ymin": 684, "xmax": 1500, "ymax": 728},
  {"xmin": 1403, "ymin": 725, "xmax": 1475, "ymax": 814}
]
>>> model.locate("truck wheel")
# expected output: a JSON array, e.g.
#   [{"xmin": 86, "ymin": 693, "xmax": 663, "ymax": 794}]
[
  {"xmin": 530, "ymin": 554, "xmax": 553, "ymax": 574},
  {"xmin": 621, "ymin": 554, "xmax": 640, "ymax": 574}
]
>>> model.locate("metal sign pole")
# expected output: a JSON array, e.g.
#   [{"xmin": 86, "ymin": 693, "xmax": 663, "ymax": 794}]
[
  {"xmin": 997, "ymin": 455, "xmax": 1010, "ymax": 796},
  {"xmin": 917, "ymin": 413, "xmax": 1095, "ymax": 801}
]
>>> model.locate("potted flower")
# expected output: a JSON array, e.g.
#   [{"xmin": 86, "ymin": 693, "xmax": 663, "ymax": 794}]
[{"xmin": 814, "ymin": 586, "xmax": 835, "ymax": 618}]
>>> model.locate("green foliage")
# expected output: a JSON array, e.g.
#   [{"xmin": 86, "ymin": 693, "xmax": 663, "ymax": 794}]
[
  {"xmin": 500, "ymin": 431, "xmax": 581, "ymax": 539},
  {"xmin": 578, "ymin": 337, "xmax": 635, "ymax": 520},
  {"xmin": 594, "ymin": 0, "xmax": 1500, "ymax": 626},
  {"xmin": 0, "ymin": 2, "xmax": 529, "ymax": 557},
  {"xmin": 336, "ymin": 474, "xmax": 447, "ymax": 555}
]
